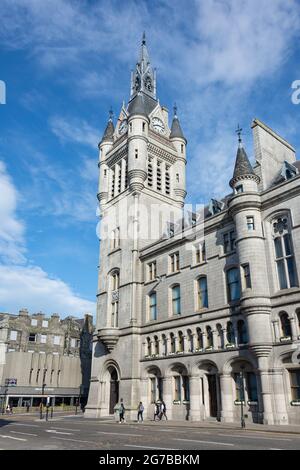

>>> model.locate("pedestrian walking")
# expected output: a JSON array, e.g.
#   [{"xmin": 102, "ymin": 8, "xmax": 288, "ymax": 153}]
[
  {"xmin": 160, "ymin": 401, "xmax": 168, "ymax": 420},
  {"xmin": 154, "ymin": 402, "xmax": 161, "ymax": 421},
  {"xmin": 119, "ymin": 398, "xmax": 126, "ymax": 423},
  {"xmin": 137, "ymin": 402, "xmax": 144, "ymax": 422}
]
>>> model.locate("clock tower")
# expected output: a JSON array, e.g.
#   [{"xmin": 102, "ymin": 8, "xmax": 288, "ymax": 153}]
[{"xmin": 85, "ymin": 34, "xmax": 187, "ymax": 419}]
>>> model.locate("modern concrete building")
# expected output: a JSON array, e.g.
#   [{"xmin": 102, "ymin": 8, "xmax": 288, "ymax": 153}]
[
  {"xmin": 0, "ymin": 309, "xmax": 93, "ymax": 409},
  {"xmin": 86, "ymin": 35, "xmax": 300, "ymax": 425}
]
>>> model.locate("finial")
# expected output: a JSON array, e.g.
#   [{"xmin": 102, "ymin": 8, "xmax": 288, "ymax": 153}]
[
  {"xmin": 173, "ymin": 102, "xmax": 178, "ymax": 117},
  {"xmin": 142, "ymin": 32, "xmax": 146, "ymax": 45},
  {"xmin": 109, "ymin": 107, "xmax": 114, "ymax": 121},
  {"xmin": 235, "ymin": 124, "xmax": 243, "ymax": 146}
]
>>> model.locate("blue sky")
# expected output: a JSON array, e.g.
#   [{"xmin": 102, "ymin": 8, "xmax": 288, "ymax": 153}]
[{"xmin": 0, "ymin": 0, "xmax": 300, "ymax": 318}]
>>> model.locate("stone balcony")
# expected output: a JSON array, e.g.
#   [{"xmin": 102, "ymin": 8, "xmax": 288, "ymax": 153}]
[{"xmin": 97, "ymin": 327, "xmax": 120, "ymax": 352}]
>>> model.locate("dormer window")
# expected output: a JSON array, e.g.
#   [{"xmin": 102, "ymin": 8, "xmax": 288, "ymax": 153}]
[{"xmin": 281, "ymin": 161, "xmax": 298, "ymax": 181}]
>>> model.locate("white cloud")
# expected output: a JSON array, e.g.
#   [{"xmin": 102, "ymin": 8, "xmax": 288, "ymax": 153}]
[
  {"xmin": 49, "ymin": 116, "xmax": 99, "ymax": 148},
  {"xmin": 0, "ymin": 161, "xmax": 25, "ymax": 264},
  {"xmin": 0, "ymin": 265, "xmax": 95, "ymax": 316},
  {"xmin": 0, "ymin": 160, "xmax": 95, "ymax": 316}
]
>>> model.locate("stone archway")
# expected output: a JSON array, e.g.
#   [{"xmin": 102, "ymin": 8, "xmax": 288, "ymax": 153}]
[
  {"xmin": 194, "ymin": 360, "xmax": 220, "ymax": 421},
  {"xmin": 108, "ymin": 367, "xmax": 119, "ymax": 415}
]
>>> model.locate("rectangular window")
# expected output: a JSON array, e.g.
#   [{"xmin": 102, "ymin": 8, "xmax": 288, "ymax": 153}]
[
  {"xmin": 174, "ymin": 376, "xmax": 181, "ymax": 401},
  {"xmin": 10, "ymin": 330, "xmax": 18, "ymax": 341},
  {"xmin": 247, "ymin": 216, "xmax": 255, "ymax": 230},
  {"xmin": 198, "ymin": 277, "xmax": 208, "ymax": 309},
  {"xmin": 182, "ymin": 376, "xmax": 190, "ymax": 402},
  {"xmin": 31, "ymin": 319, "xmax": 38, "ymax": 326},
  {"xmin": 274, "ymin": 233, "xmax": 298, "ymax": 290},
  {"xmin": 147, "ymin": 261, "xmax": 157, "ymax": 281},
  {"xmin": 70, "ymin": 338, "xmax": 76, "ymax": 348},
  {"xmin": 290, "ymin": 370, "xmax": 300, "ymax": 400},
  {"xmin": 223, "ymin": 231, "xmax": 236, "ymax": 254},
  {"xmin": 170, "ymin": 253, "xmax": 180, "ymax": 273},
  {"xmin": 42, "ymin": 320, "xmax": 48, "ymax": 328},
  {"xmin": 53, "ymin": 336, "xmax": 61, "ymax": 345},
  {"xmin": 195, "ymin": 242, "xmax": 206, "ymax": 264},
  {"xmin": 28, "ymin": 333, "xmax": 36, "ymax": 342},
  {"xmin": 227, "ymin": 268, "xmax": 241, "ymax": 302},
  {"xmin": 149, "ymin": 293, "xmax": 157, "ymax": 321},
  {"xmin": 242, "ymin": 264, "xmax": 252, "ymax": 289},
  {"xmin": 172, "ymin": 285, "xmax": 181, "ymax": 315},
  {"xmin": 40, "ymin": 335, "xmax": 47, "ymax": 344},
  {"xmin": 111, "ymin": 227, "xmax": 120, "ymax": 250}
]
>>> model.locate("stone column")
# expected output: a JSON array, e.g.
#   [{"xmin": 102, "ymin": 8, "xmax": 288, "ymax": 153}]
[
  {"xmin": 212, "ymin": 330, "xmax": 217, "ymax": 349},
  {"xmin": 272, "ymin": 320, "xmax": 280, "ymax": 343},
  {"xmin": 289, "ymin": 317, "xmax": 298, "ymax": 341},
  {"xmin": 162, "ymin": 376, "xmax": 173, "ymax": 420},
  {"xmin": 272, "ymin": 369, "xmax": 289, "ymax": 425},
  {"xmin": 189, "ymin": 376, "xmax": 201, "ymax": 421},
  {"xmin": 182, "ymin": 335, "xmax": 187, "ymax": 353},
  {"xmin": 257, "ymin": 355, "xmax": 275, "ymax": 425},
  {"xmin": 202, "ymin": 333, "xmax": 207, "ymax": 349},
  {"xmin": 219, "ymin": 374, "xmax": 234, "ymax": 422}
]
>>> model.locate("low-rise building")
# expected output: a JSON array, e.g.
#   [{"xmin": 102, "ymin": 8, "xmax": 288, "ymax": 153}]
[{"xmin": 0, "ymin": 309, "xmax": 93, "ymax": 410}]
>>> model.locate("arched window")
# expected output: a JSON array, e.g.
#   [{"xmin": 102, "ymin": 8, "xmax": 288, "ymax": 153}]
[
  {"xmin": 110, "ymin": 270, "xmax": 120, "ymax": 327},
  {"xmin": 178, "ymin": 331, "xmax": 184, "ymax": 352},
  {"xmin": 170, "ymin": 333, "xmax": 176, "ymax": 353},
  {"xmin": 187, "ymin": 329, "xmax": 194, "ymax": 352},
  {"xmin": 171, "ymin": 285, "xmax": 181, "ymax": 315},
  {"xmin": 273, "ymin": 216, "xmax": 298, "ymax": 290},
  {"xmin": 154, "ymin": 336, "xmax": 159, "ymax": 355},
  {"xmin": 148, "ymin": 292, "xmax": 157, "ymax": 321},
  {"xmin": 206, "ymin": 326, "xmax": 213, "ymax": 348},
  {"xmin": 226, "ymin": 268, "xmax": 241, "ymax": 302},
  {"xmin": 280, "ymin": 313, "xmax": 292, "ymax": 338},
  {"xmin": 196, "ymin": 328, "xmax": 203, "ymax": 350},
  {"xmin": 162, "ymin": 334, "xmax": 167, "ymax": 356},
  {"xmin": 226, "ymin": 322, "xmax": 235, "ymax": 345},
  {"xmin": 216, "ymin": 324, "xmax": 224, "ymax": 349},
  {"xmin": 146, "ymin": 337, "xmax": 151, "ymax": 356},
  {"xmin": 197, "ymin": 277, "xmax": 208, "ymax": 309},
  {"xmin": 237, "ymin": 320, "xmax": 248, "ymax": 344}
]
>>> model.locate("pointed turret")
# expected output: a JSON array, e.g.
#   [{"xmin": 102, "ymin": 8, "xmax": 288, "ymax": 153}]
[
  {"xmin": 230, "ymin": 125, "xmax": 260, "ymax": 191},
  {"xmin": 100, "ymin": 109, "xmax": 114, "ymax": 144},
  {"xmin": 170, "ymin": 104, "xmax": 186, "ymax": 142}
]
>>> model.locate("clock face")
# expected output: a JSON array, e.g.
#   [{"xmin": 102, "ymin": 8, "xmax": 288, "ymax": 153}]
[
  {"xmin": 119, "ymin": 120, "xmax": 128, "ymax": 135},
  {"xmin": 152, "ymin": 117, "xmax": 165, "ymax": 134}
]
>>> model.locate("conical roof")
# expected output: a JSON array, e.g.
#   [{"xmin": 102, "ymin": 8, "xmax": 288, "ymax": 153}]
[
  {"xmin": 127, "ymin": 92, "xmax": 157, "ymax": 117},
  {"xmin": 230, "ymin": 144, "xmax": 257, "ymax": 187},
  {"xmin": 170, "ymin": 105, "xmax": 186, "ymax": 141},
  {"xmin": 101, "ymin": 118, "xmax": 114, "ymax": 143}
]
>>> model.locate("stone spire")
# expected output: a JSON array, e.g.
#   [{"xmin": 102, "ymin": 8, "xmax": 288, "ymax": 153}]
[
  {"xmin": 230, "ymin": 125, "xmax": 259, "ymax": 188},
  {"xmin": 100, "ymin": 108, "xmax": 114, "ymax": 143},
  {"xmin": 130, "ymin": 33, "xmax": 156, "ymax": 99},
  {"xmin": 170, "ymin": 104, "xmax": 186, "ymax": 142}
]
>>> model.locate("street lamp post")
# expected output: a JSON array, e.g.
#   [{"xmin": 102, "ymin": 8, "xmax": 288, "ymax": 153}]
[{"xmin": 239, "ymin": 369, "xmax": 246, "ymax": 429}]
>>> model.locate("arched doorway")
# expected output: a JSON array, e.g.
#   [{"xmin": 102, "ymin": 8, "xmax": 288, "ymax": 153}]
[{"xmin": 108, "ymin": 367, "xmax": 119, "ymax": 415}]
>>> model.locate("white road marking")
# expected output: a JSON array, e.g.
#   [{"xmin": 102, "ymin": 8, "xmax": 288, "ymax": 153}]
[
  {"xmin": 8, "ymin": 423, "xmax": 40, "ymax": 428},
  {"xmin": 97, "ymin": 431, "xmax": 140, "ymax": 437},
  {"xmin": 0, "ymin": 435, "xmax": 27, "ymax": 442},
  {"xmin": 174, "ymin": 438, "xmax": 234, "ymax": 447},
  {"xmin": 216, "ymin": 433, "xmax": 290, "ymax": 441},
  {"xmin": 46, "ymin": 430, "xmax": 73, "ymax": 435},
  {"xmin": 50, "ymin": 437, "xmax": 96, "ymax": 444},
  {"xmin": 10, "ymin": 431, "xmax": 38, "ymax": 437},
  {"xmin": 269, "ymin": 448, "xmax": 283, "ymax": 450},
  {"xmin": 123, "ymin": 445, "xmax": 179, "ymax": 450},
  {"xmin": 49, "ymin": 427, "xmax": 81, "ymax": 432}
]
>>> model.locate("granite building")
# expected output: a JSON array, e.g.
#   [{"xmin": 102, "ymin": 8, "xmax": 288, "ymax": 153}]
[
  {"xmin": 85, "ymin": 35, "xmax": 300, "ymax": 425},
  {"xmin": 0, "ymin": 309, "xmax": 93, "ymax": 409}
]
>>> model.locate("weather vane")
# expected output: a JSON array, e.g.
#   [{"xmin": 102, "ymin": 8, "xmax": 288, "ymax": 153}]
[{"xmin": 235, "ymin": 124, "xmax": 243, "ymax": 144}]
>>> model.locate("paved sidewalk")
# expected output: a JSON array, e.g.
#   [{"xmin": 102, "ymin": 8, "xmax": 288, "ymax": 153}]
[{"xmin": 91, "ymin": 417, "xmax": 300, "ymax": 435}]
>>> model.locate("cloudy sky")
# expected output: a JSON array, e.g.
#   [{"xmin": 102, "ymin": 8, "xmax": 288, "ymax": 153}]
[{"xmin": 0, "ymin": 0, "xmax": 299, "ymax": 317}]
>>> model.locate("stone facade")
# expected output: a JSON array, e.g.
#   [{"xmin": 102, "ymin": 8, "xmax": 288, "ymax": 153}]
[
  {"xmin": 0, "ymin": 309, "xmax": 94, "ymax": 409},
  {"xmin": 85, "ymin": 36, "xmax": 300, "ymax": 425}
]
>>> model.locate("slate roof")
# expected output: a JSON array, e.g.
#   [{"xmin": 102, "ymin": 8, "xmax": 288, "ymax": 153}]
[
  {"xmin": 231, "ymin": 145, "xmax": 255, "ymax": 181},
  {"xmin": 170, "ymin": 116, "xmax": 186, "ymax": 140},
  {"xmin": 127, "ymin": 92, "xmax": 157, "ymax": 117},
  {"xmin": 101, "ymin": 119, "xmax": 114, "ymax": 143}
]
